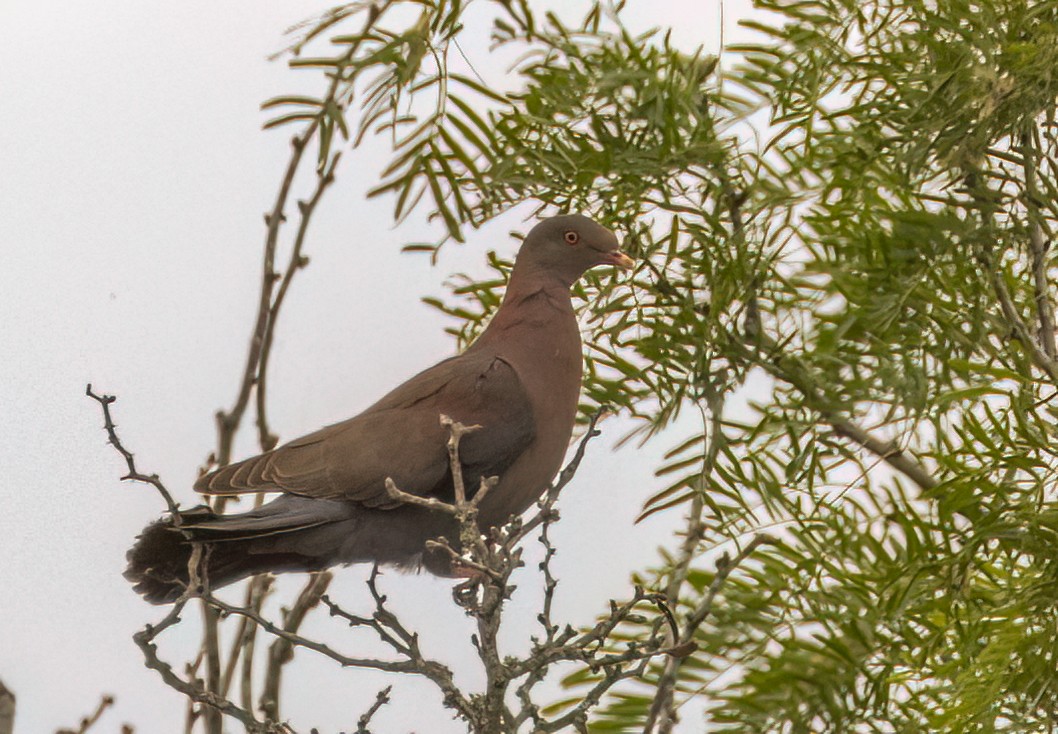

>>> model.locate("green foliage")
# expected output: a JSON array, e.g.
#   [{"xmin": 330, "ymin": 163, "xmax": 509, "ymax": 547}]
[{"xmin": 272, "ymin": 0, "xmax": 1058, "ymax": 730}]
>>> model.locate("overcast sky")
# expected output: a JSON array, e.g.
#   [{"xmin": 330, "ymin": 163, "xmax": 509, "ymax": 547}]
[{"xmin": 0, "ymin": 1, "xmax": 760, "ymax": 731}]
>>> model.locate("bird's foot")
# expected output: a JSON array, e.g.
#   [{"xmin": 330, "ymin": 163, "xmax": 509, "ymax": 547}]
[
  {"xmin": 453, "ymin": 578, "xmax": 481, "ymax": 607},
  {"xmin": 451, "ymin": 562, "xmax": 491, "ymax": 608}
]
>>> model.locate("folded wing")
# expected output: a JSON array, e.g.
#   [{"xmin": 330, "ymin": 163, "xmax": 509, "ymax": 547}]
[{"xmin": 194, "ymin": 353, "xmax": 535, "ymax": 508}]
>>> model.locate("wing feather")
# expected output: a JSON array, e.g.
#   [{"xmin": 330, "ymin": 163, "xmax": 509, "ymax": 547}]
[{"xmin": 194, "ymin": 352, "xmax": 535, "ymax": 509}]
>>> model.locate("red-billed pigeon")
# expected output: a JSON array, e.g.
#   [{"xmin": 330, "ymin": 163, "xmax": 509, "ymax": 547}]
[{"xmin": 126, "ymin": 214, "xmax": 632, "ymax": 603}]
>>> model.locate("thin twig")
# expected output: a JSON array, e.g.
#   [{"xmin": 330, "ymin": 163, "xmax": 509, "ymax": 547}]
[
  {"xmin": 537, "ymin": 505, "xmax": 560, "ymax": 640},
  {"xmin": 642, "ymin": 394, "xmax": 726, "ymax": 733},
  {"xmin": 319, "ymin": 569, "xmax": 476, "ymax": 724},
  {"xmin": 0, "ymin": 679, "xmax": 12, "ymax": 734},
  {"xmin": 441, "ymin": 414, "xmax": 478, "ymax": 507},
  {"xmin": 260, "ymin": 572, "xmax": 333, "ymax": 721},
  {"xmin": 647, "ymin": 534, "xmax": 777, "ymax": 734},
  {"xmin": 200, "ymin": 603, "xmax": 223, "ymax": 734},
  {"xmin": 511, "ymin": 407, "xmax": 609, "ymax": 546},
  {"xmin": 728, "ymin": 335, "xmax": 941, "ymax": 492},
  {"xmin": 215, "ymin": 1, "xmax": 394, "ymax": 467},
  {"xmin": 85, "ymin": 385, "xmax": 180, "ymax": 517},
  {"xmin": 55, "ymin": 694, "xmax": 115, "ymax": 734},
  {"xmin": 197, "ymin": 10, "xmax": 396, "ymax": 727},
  {"xmin": 1020, "ymin": 125, "xmax": 1056, "ymax": 360},
  {"xmin": 255, "ymin": 152, "xmax": 342, "ymax": 451},
  {"xmin": 964, "ymin": 168, "xmax": 1058, "ymax": 386},
  {"xmin": 215, "ymin": 127, "xmax": 310, "ymax": 468},
  {"xmin": 241, "ymin": 576, "xmax": 272, "ymax": 712},
  {"xmin": 662, "ymin": 394, "xmax": 725, "ymax": 619},
  {"xmin": 206, "ymin": 595, "xmax": 422, "ymax": 674},
  {"xmin": 355, "ymin": 685, "xmax": 392, "ymax": 734},
  {"xmin": 131, "ymin": 604, "xmax": 287, "ymax": 733},
  {"xmin": 220, "ymin": 576, "xmax": 273, "ymax": 699}
]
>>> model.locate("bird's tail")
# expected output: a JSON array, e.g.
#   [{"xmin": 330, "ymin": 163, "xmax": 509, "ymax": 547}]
[{"xmin": 124, "ymin": 499, "xmax": 343, "ymax": 604}]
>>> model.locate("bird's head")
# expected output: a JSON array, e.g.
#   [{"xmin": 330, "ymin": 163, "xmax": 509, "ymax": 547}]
[{"xmin": 516, "ymin": 214, "xmax": 633, "ymax": 285}]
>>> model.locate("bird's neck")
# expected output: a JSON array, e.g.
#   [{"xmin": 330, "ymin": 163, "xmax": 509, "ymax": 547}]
[
  {"xmin": 468, "ymin": 264, "xmax": 582, "ymax": 376},
  {"xmin": 507, "ymin": 261, "xmax": 571, "ymax": 300}
]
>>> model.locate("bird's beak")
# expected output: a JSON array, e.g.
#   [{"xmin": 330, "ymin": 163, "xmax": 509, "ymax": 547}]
[{"xmin": 606, "ymin": 251, "xmax": 635, "ymax": 270}]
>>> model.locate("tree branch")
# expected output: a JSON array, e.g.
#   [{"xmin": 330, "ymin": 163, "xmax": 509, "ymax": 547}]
[
  {"xmin": 510, "ymin": 406, "xmax": 609, "ymax": 547},
  {"xmin": 1019, "ymin": 124, "xmax": 1056, "ymax": 360},
  {"xmin": 194, "ymin": 10, "xmax": 396, "ymax": 727},
  {"xmin": 354, "ymin": 685, "xmax": 392, "ymax": 734},
  {"xmin": 55, "ymin": 695, "xmax": 115, "ymax": 734},
  {"xmin": 85, "ymin": 385, "xmax": 181, "ymax": 517},
  {"xmin": 727, "ymin": 336, "xmax": 941, "ymax": 493},
  {"xmin": 0, "ymin": 680, "xmax": 12, "ymax": 734},
  {"xmin": 131, "ymin": 604, "xmax": 287, "ymax": 734},
  {"xmin": 260, "ymin": 572, "xmax": 333, "ymax": 721},
  {"xmin": 214, "ymin": 0, "xmax": 394, "ymax": 466},
  {"xmin": 219, "ymin": 576, "xmax": 273, "ymax": 700},
  {"xmin": 964, "ymin": 168, "xmax": 1058, "ymax": 386},
  {"xmin": 255, "ymin": 153, "xmax": 342, "ymax": 451},
  {"xmin": 646, "ymin": 534, "xmax": 777, "ymax": 734}
]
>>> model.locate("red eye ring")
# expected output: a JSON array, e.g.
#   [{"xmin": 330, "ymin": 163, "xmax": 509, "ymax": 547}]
[{"xmin": 564, "ymin": 231, "xmax": 579, "ymax": 245}]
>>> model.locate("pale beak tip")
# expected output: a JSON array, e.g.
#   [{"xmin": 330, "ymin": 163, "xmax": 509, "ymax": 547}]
[{"xmin": 611, "ymin": 251, "xmax": 635, "ymax": 271}]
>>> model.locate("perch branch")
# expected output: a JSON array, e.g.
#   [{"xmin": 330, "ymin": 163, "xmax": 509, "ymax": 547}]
[{"xmin": 197, "ymin": 10, "xmax": 395, "ymax": 727}]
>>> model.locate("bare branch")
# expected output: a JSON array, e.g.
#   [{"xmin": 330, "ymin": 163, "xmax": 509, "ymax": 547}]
[
  {"xmin": 191, "ymin": 10, "xmax": 398, "ymax": 725},
  {"xmin": 383, "ymin": 478, "xmax": 459, "ymax": 515},
  {"xmin": 214, "ymin": 0, "xmax": 395, "ymax": 466},
  {"xmin": 85, "ymin": 385, "xmax": 181, "ymax": 517},
  {"xmin": 255, "ymin": 153, "xmax": 342, "ymax": 451},
  {"xmin": 375, "ymin": 407, "xmax": 668, "ymax": 732},
  {"xmin": 241, "ymin": 577, "xmax": 273, "ymax": 712},
  {"xmin": 355, "ymin": 685, "xmax": 392, "ymax": 734},
  {"xmin": 200, "ymin": 603, "xmax": 223, "ymax": 734},
  {"xmin": 131, "ymin": 604, "xmax": 287, "ymax": 733},
  {"xmin": 537, "ymin": 661, "xmax": 646, "ymax": 733},
  {"xmin": 440, "ymin": 414, "xmax": 480, "ymax": 506},
  {"xmin": 319, "ymin": 568, "xmax": 477, "ymax": 724},
  {"xmin": 206, "ymin": 595, "xmax": 421, "ymax": 674},
  {"xmin": 219, "ymin": 576, "xmax": 273, "ymax": 700},
  {"xmin": 512, "ymin": 407, "xmax": 609, "ymax": 546},
  {"xmin": 55, "ymin": 695, "xmax": 115, "ymax": 734},
  {"xmin": 0, "ymin": 679, "xmax": 12, "ymax": 734},
  {"xmin": 260, "ymin": 572, "xmax": 333, "ymax": 721},
  {"xmin": 537, "ymin": 502, "xmax": 560, "ymax": 640}
]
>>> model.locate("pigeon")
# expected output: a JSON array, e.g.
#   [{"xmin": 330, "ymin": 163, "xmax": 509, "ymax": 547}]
[{"xmin": 126, "ymin": 214, "xmax": 632, "ymax": 603}]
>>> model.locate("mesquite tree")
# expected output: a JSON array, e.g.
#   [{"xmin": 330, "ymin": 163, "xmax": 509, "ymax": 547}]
[{"xmin": 95, "ymin": 0, "xmax": 1058, "ymax": 731}]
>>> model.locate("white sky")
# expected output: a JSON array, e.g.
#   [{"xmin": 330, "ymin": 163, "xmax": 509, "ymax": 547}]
[{"xmin": 0, "ymin": 1, "xmax": 761, "ymax": 731}]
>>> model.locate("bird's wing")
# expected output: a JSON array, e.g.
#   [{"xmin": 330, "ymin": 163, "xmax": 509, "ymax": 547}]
[{"xmin": 194, "ymin": 353, "xmax": 535, "ymax": 509}]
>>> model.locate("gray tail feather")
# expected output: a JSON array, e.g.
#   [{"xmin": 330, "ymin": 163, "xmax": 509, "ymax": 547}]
[{"xmin": 124, "ymin": 500, "xmax": 341, "ymax": 605}]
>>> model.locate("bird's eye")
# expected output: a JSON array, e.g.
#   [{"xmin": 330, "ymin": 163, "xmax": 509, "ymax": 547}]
[{"xmin": 564, "ymin": 231, "xmax": 579, "ymax": 245}]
